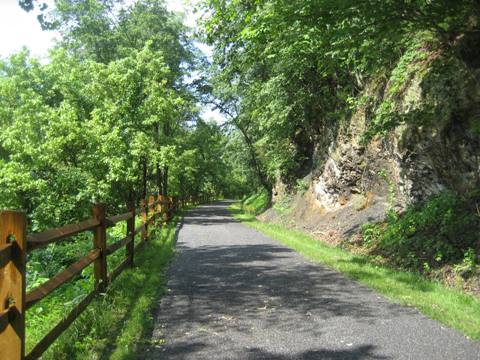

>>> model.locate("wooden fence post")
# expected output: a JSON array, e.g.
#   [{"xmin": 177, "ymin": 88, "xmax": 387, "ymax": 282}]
[
  {"xmin": 0, "ymin": 211, "xmax": 26, "ymax": 360},
  {"xmin": 126, "ymin": 201, "xmax": 135, "ymax": 268},
  {"xmin": 92, "ymin": 204, "xmax": 108, "ymax": 292}
]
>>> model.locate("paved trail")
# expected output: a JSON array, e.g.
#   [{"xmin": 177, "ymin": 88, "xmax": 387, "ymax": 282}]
[{"xmin": 145, "ymin": 201, "xmax": 480, "ymax": 359}]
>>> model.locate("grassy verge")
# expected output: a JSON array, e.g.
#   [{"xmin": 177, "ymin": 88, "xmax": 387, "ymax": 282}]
[
  {"xmin": 230, "ymin": 203, "xmax": 480, "ymax": 340},
  {"xmin": 241, "ymin": 190, "xmax": 269, "ymax": 215},
  {"xmin": 27, "ymin": 213, "xmax": 181, "ymax": 359}
]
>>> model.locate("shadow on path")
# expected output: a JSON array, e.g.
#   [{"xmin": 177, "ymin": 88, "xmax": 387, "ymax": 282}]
[{"xmin": 143, "ymin": 202, "xmax": 480, "ymax": 360}]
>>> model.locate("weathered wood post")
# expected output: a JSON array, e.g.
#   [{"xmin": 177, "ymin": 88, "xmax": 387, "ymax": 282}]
[
  {"xmin": 92, "ymin": 204, "xmax": 108, "ymax": 292},
  {"xmin": 140, "ymin": 199, "xmax": 147, "ymax": 241},
  {"xmin": 0, "ymin": 211, "xmax": 26, "ymax": 360},
  {"xmin": 126, "ymin": 201, "xmax": 135, "ymax": 267}
]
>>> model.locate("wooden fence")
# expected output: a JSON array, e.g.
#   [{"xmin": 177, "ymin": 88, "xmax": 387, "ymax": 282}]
[{"xmin": 0, "ymin": 193, "xmax": 202, "ymax": 359}]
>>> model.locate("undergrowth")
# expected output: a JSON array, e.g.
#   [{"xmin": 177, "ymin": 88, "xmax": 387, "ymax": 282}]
[
  {"xmin": 361, "ymin": 191, "xmax": 480, "ymax": 277},
  {"xmin": 241, "ymin": 190, "xmax": 270, "ymax": 215},
  {"xmin": 26, "ymin": 214, "xmax": 180, "ymax": 359}
]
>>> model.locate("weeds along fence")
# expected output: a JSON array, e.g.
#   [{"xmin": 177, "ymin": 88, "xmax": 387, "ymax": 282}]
[{"xmin": 0, "ymin": 193, "xmax": 205, "ymax": 359}]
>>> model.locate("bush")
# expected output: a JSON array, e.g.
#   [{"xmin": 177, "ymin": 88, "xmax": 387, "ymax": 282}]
[
  {"xmin": 295, "ymin": 179, "xmax": 309, "ymax": 195},
  {"xmin": 26, "ymin": 216, "xmax": 178, "ymax": 359},
  {"xmin": 361, "ymin": 191, "xmax": 480, "ymax": 272},
  {"xmin": 242, "ymin": 190, "xmax": 270, "ymax": 215}
]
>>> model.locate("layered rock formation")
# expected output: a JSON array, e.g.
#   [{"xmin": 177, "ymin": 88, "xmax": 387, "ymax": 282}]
[{"xmin": 269, "ymin": 41, "xmax": 480, "ymax": 238}]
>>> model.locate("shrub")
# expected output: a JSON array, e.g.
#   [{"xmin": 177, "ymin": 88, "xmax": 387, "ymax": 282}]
[
  {"xmin": 295, "ymin": 178, "xmax": 309, "ymax": 195},
  {"xmin": 361, "ymin": 191, "xmax": 480, "ymax": 272},
  {"xmin": 242, "ymin": 190, "xmax": 270, "ymax": 215}
]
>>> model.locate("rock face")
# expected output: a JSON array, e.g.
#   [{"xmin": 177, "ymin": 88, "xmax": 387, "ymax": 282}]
[
  {"xmin": 311, "ymin": 121, "xmax": 480, "ymax": 214},
  {"xmin": 270, "ymin": 44, "xmax": 480, "ymax": 237},
  {"xmin": 313, "ymin": 46, "xmax": 480, "ymax": 214}
]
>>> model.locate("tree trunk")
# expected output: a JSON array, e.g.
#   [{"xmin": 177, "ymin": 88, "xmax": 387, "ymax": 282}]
[
  {"xmin": 162, "ymin": 166, "xmax": 168, "ymax": 195},
  {"xmin": 155, "ymin": 121, "xmax": 162, "ymax": 195},
  {"xmin": 213, "ymin": 101, "xmax": 272, "ymax": 206},
  {"xmin": 162, "ymin": 120, "xmax": 171, "ymax": 196},
  {"xmin": 233, "ymin": 118, "xmax": 272, "ymax": 206},
  {"xmin": 141, "ymin": 157, "xmax": 147, "ymax": 200},
  {"xmin": 156, "ymin": 162, "xmax": 162, "ymax": 195}
]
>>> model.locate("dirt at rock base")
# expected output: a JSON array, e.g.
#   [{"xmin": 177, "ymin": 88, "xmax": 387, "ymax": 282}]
[{"xmin": 259, "ymin": 185, "xmax": 389, "ymax": 245}]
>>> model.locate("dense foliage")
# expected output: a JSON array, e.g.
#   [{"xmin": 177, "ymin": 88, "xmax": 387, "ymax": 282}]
[
  {"xmin": 200, "ymin": 0, "xmax": 480, "ymax": 196},
  {"xmin": 1, "ymin": 0, "xmax": 251, "ymax": 231},
  {"xmin": 200, "ymin": 0, "xmax": 480, "ymax": 283},
  {"xmin": 1, "ymin": 2, "xmax": 254, "ymax": 356},
  {"xmin": 2, "ymin": 0, "xmax": 480, "ymax": 356},
  {"xmin": 362, "ymin": 191, "xmax": 480, "ymax": 274}
]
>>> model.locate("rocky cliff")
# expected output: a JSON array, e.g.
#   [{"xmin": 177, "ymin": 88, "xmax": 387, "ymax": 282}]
[{"xmin": 265, "ymin": 36, "xmax": 480, "ymax": 240}]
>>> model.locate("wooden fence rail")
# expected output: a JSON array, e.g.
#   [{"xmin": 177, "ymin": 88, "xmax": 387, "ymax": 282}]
[{"xmin": 0, "ymin": 194, "xmax": 204, "ymax": 359}]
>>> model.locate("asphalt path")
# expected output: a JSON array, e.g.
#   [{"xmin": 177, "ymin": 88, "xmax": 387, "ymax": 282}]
[{"xmin": 144, "ymin": 201, "xmax": 480, "ymax": 359}]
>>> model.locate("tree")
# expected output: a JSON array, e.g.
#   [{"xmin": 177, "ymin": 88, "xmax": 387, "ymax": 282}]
[{"xmin": 200, "ymin": 0, "xmax": 480, "ymax": 194}]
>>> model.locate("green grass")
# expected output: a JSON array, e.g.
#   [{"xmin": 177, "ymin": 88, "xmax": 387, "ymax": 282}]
[
  {"xmin": 26, "ymin": 213, "xmax": 181, "ymax": 359},
  {"xmin": 230, "ymin": 204, "xmax": 480, "ymax": 340},
  {"xmin": 242, "ymin": 190, "xmax": 269, "ymax": 215}
]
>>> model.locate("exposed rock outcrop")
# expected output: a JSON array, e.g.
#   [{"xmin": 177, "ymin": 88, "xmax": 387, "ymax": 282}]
[{"xmin": 268, "ymin": 42, "xmax": 480, "ymax": 239}]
